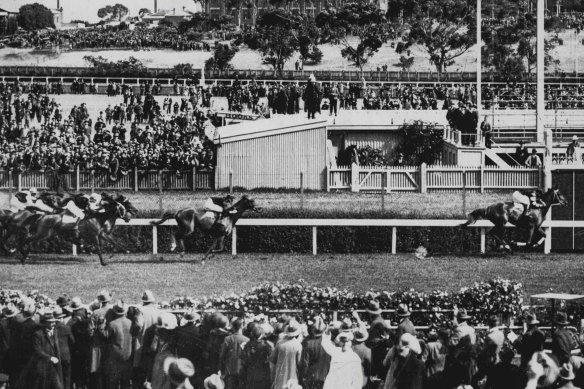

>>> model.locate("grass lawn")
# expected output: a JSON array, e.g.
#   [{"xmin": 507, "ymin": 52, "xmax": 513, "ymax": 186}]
[{"xmin": 1, "ymin": 253, "xmax": 582, "ymax": 303}]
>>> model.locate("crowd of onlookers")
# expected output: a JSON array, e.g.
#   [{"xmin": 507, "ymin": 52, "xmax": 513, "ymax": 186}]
[
  {"xmin": 5, "ymin": 27, "xmax": 212, "ymax": 51},
  {"xmin": 0, "ymin": 80, "xmax": 219, "ymax": 177},
  {"xmin": 0, "ymin": 290, "xmax": 582, "ymax": 389}
]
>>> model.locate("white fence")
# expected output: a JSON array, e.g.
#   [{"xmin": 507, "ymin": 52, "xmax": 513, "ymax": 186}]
[
  {"xmin": 327, "ymin": 164, "xmax": 542, "ymax": 193},
  {"xmin": 85, "ymin": 217, "xmax": 584, "ymax": 257}
]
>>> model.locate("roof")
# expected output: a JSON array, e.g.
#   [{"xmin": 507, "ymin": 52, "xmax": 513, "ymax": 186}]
[
  {"xmin": 531, "ymin": 293, "xmax": 584, "ymax": 301},
  {"xmin": 0, "ymin": 7, "xmax": 19, "ymax": 13},
  {"xmin": 327, "ymin": 110, "xmax": 449, "ymax": 131},
  {"xmin": 216, "ymin": 116, "xmax": 328, "ymax": 144}
]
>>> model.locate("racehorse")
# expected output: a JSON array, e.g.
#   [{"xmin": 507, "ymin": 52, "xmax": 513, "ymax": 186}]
[
  {"xmin": 150, "ymin": 195, "xmax": 259, "ymax": 262},
  {"xmin": 461, "ymin": 185, "xmax": 568, "ymax": 251},
  {"xmin": 17, "ymin": 193, "xmax": 137, "ymax": 266}
]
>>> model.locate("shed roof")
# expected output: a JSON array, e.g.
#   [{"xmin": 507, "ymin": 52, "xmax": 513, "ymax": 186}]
[
  {"xmin": 216, "ymin": 116, "xmax": 327, "ymax": 144},
  {"xmin": 531, "ymin": 293, "xmax": 584, "ymax": 301},
  {"xmin": 0, "ymin": 6, "xmax": 19, "ymax": 13}
]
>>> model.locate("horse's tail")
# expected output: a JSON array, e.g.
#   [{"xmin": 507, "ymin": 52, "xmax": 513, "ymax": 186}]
[
  {"xmin": 460, "ymin": 208, "xmax": 488, "ymax": 227},
  {"xmin": 150, "ymin": 211, "xmax": 177, "ymax": 225}
]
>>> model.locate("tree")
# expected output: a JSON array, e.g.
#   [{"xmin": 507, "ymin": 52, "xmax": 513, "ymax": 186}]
[
  {"xmin": 397, "ymin": 55, "xmax": 414, "ymax": 71},
  {"xmin": 395, "ymin": 121, "xmax": 444, "ymax": 165},
  {"xmin": 84, "ymin": 55, "xmax": 147, "ymax": 76},
  {"xmin": 317, "ymin": 0, "xmax": 390, "ymax": 74},
  {"xmin": 138, "ymin": 8, "xmax": 151, "ymax": 16},
  {"xmin": 243, "ymin": 10, "xmax": 319, "ymax": 74},
  {"xmin": 205, "ymin": 44, "xmax": 239, "ymax": 71},
  {"xmin": 396, "ymin": 0, "xmax": 476, "ymax": 75},
  {"xmin": 17, "ymin": 3, "xmax": 55, "ymax": 30},
  {"xmin": 97, "ymin": 3, "xmax": 129, "ymax": 21}
]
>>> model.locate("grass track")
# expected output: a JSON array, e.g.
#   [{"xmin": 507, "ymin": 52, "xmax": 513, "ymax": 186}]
[{"xmin": 1, "ymin": 253, "xmax": 583, "ymax": 303}]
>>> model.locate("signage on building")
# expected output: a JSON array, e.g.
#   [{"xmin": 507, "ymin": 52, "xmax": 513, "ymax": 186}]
[{"xmin": 216, "ymin": 112, "xmax": 262, "ymax": 121}]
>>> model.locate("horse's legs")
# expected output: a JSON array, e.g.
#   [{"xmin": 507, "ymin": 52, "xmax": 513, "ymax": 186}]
[
  {"xmin": 212, "ymin": 236, "xmax": 226, "ymax": 253},
  {"xmin": 169, "ymin": 232, "xmax": 178, "ymax": 252},
  {"xmin": 532, "ymin": 227, "xmax": 547, "ymax": 247},
  {"xmin": 95, "ymin": 234, "xmax": 107, "ymax": 266},
  {"xmin": 202, "ymin": 239, "xmax": 217, "ymax": 263},
  {"xmin": 489, "ymin": 224, "xmax": 512, "ymax": 252},
  {"xmin": 100, "ymin": 233, "xmax": 127, "ymax": 256}
]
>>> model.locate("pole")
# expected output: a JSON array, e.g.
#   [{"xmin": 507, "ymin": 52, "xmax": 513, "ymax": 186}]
[
  {"xmin": 476, "ymin": 0, "xmax": 482, "ymax": 144},
  {"xmin": 536, "ymin": 0, "xmax": 545, "ymax": 143},
  {"xmin": 462, "ymin": 170, "xmax": 467, "ymax": 216}
]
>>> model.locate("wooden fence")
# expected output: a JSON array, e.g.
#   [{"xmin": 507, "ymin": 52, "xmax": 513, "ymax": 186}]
[
  {"xmin": 0, "ymin": 168, "xmax": 214, "ymax": 192},
  {"xmin": 327, "ymin": 164, "xmax": 542, "ymax": 193}
]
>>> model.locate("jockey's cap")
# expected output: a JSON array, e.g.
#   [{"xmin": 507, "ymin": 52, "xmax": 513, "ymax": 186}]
[{"xmin": 29, "ymin": 187, "xmax": 38, "ymax": 195}]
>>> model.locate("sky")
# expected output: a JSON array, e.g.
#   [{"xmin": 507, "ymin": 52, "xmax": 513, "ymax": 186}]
[{"xmin": 2, "ymin": 0, "xmax": 200, "ymax": 22}]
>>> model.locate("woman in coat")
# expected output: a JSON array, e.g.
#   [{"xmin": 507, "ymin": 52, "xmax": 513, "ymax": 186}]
[
  {"xmin": 320, "ymin": 329, "xmax": 363, "ymax": 389},
  {"xmin": 242, "ymin": 324, "xmax": 273, "ymax": 389}
]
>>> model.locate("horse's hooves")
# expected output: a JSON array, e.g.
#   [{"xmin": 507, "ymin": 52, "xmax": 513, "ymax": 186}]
[{"xmin": 100, "ymin": 262, "xmax": 108, "ymax": 267}]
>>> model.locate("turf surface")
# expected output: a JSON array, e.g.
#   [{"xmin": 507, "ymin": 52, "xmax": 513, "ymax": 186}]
[{"xmin": 1, "ymin": 253, "xmax": 582, "ymax": 303}]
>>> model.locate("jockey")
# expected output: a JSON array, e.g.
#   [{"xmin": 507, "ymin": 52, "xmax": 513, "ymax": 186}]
[
  {"xmin": 204, "ymin": 195, "xmax": 237, "ymax": 220},
  {"xmin": 512, "ymin": 189, "xmax": 545, "ymax": 216},
  {"xmin": 87, "ymin": 193, "xmax": 106, "ymax": 213},
  {"xmin": 9, "ymin": 188, "xmax": 54, "ymax": 214}
]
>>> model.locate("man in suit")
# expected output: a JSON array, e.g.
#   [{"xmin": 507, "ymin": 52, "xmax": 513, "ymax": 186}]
[
  {"xmin": 100, "ymin": 301, "xmax": 132, "ymax": 389},
  {"xmin": 89, "ymin": 289, "xmax": 114, "ymax": 389},
  {"xmin": 351, "ymin": 328, "xmax": 371, "ymax": 389},
  {"xmin": 363, "ymin": 301, "xmax": 391, "ymax": 382},
  {"xmin": 133, "ymin": 290, "xmax": 160, "ymax": 389},
  {"xmin": 519, "ymin": 313, "xmax": 545, "ymax": 368},
  {"xmin": 176, "ymin": 310, "xmax": 204, "ymax": 387},
  {"xmin": 395, "ymin": 304, "xmax": 416, "ymax": 343},
  {"xmin": 552, "ymin": 312, "xmax": 574, "ymax": 364},
  {"xmin": 220, "ymin": 318, "xmax": 249, "ymax": 389},
  {"xmin": 67, "ymin": 297, "xmax": 92, "ymax": 389},
  {"xmin": 452, "ymin": 309, "xmax": 476, "ymax": 345},
  {"xmin": 54, "ymin": 307, "xmax": 75, "ymax": 389},
  {"xmin": 8, "ymin": 302, "xmax": 39, "ymax": 388},
  {"xmin": 383, "ymin": 333, "xmax": 424, "ymax": 389},
  {"xmin": 300, "ymin": 317, "xmax": 330, "ymax": 389},
  {"xmin": 0, "ymin": 304, "xmax": 18, "ymax": 375}
]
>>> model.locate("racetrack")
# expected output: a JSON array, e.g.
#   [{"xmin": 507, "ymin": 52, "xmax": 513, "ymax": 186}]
[{"xmin": 0, "ymin": 252, "xmax": 582, "ymax": 302}]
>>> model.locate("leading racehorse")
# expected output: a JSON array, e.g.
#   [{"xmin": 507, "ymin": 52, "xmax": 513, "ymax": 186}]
[
  {"xmin": 461, "ymin": 185, "xmax": 568, "ymax": 251},
  {"xmin": 17, "ymin": 193, "xmax": 137, "ymax": 266},
  {"xmin": 150, "ymin": 195, "xmax": 259, "ymax": 262}
]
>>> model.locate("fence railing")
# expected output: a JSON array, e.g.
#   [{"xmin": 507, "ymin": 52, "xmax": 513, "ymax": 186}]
[
  {"xmin": 327, "ymin": 164, "xmax": 542, "ymax": 193},
  {"xmin": 0, "ymin": 167, "xmax": 214, "ymax": 192}
]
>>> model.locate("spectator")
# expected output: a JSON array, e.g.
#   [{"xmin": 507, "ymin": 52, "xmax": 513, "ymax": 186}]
[
  {"xmin": 423, "ymin": 328, "xmax": 449, "ymax": 383},
  {"xmin": 567, "ymin": 135, "xmax": 581, "ymax": 163},
  {"xmin": 518, "ymin": 313, "xmax": 545, "ymax": 368},
  {"xmin": 100, "ymin": 300, "xmax": 133, "ymax": 389},
  {"xmin": 382, "ymin": 333, "xmax": 424, "ymax": 389},
  {"xmin": 163, "ymin": 357, "xmax": 195, "ymax": 389},
  {"xmin": 395, "ymin": 304, "xmax": 416, "ymax": 342},
  {"xmin": 452, "ymin": 309, "xmax": 476, "ymax": 345},
  {"xmin": 220, "ymin": 318, "xmax": 249, "ymax": 389},
  {"xmin": 526, "ymin": 149, "xmax": 542, "ymax": 168},
  {"xmin": 150, "ymin": 312, "xmax": 179, "ymax": 389},
  {"xmin": 67, "ymin": 297, "xmax": 92, "ymax": 389},
  {"xmin": 241, "ymin": 324, "xmax": 273, "ymax": 389},
  {"xmin": 351, "ymin": 328, "xmax": 371, "ymax": 389},
  {"xmin": 176, "ymin": 310, "xmax": 204, "ymax": 388},
  {"xmin": 54, "ymin": 307, "xmax": 75, "ymax": 389},
  {"xmin": 270, "ymin": 320, "xmax": 303, "ymax": 389},
  {"xmin": 300, "ymin": 317, "xmax": 330, "ymax": 389},
  {"xmin": 515, "ymin": 141, "xmax": 529, "ymax": 165},
  {"xmin": 552, "ymin": 312, "xmax": 575, "ymax": 365},
  {"xmin": 133, "ymin": 290, "xmax": 161, "ymax": 388},
  {"xmin": 320, "ymin": 329, "xmax": 363, "ymax": 389}
]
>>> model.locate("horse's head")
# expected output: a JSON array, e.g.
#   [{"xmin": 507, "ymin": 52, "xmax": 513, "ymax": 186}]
[
  {"xmin": 115, "ymin": 195, "xmax": 138, "ymax": 222},
  {"xmin": 237, "ymin": 195, "xmax": 261, "ymax": 213},
  {"xmin": 550, "ymin": 184, "xmax": 569, "ymax": 207}
]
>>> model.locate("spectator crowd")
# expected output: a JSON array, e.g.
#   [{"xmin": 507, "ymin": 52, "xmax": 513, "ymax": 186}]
[{"xmin": 0, "ymin": 291, "xmax": 582, "ymax": 389}]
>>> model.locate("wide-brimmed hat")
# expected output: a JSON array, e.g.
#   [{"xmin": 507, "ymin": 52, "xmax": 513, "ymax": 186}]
[
  {"xmin": 337, "ymin": 331, "xmax": 354, "ymax": 342},
  {"xmin": 399, "ymin": 333, "xmax": 421, "ymax": 355},
  {"xmin": 163, "ymin": 357, "xmax": 195, "ymax": 385},
  {"xmin": 183, "ymin": 310, "xmax": 199, "ymax": 323},
  {"xmin": 340, "ymin": 318, "xmax": 353, "ymax": 332},
  {"xmin": 69, "ymin": 297, "xmax": 83, "ymax": 311},
  {"xmin": 367, "ymin": 300, "xmax": 382, "ymax": 315},
  {"xmin": 285, "ymin": 320, "xmax": 302, "ymax": 337},
  {"xmin": 353, "ymin": 328, "xmax": 369, "ymax": 343},
  {"xmin": 396, "ymin": 303, "xmax": 411, "ymax": 317},
  {"xmin": 457, "ymin": 309, "xmax": 472, "ymax": 321},
  {"xmin": 22, "ymin": 303, "xmax": 37, "ymax": 319},
  {"xmin": 525, "ymin": 312, "xmax": 540, "ymax": 325},
  {"xmin": 560, "ymin": 363, "xmax": 575, "ymax": 381},
  {"xmin": 157, "ymin": 312, "xmax": 178, "ymax": 330},
  {"xmin": 56, "ymin": 296, "xmax": 70, "ymax": 308},
  {"xmin": 2, "ymin": 303, "xmax": 18, "ymax": 318},
  {"xmin": 554, "ymin": 312, "xmax": 569, "ymax": 326},
  {"xmin": 573, "ymin": 135, "xmax": 579, "ymax": 141},
  {"xmin": 40, "ymin": 312, "xmax": 58, "ymax": 324},
  {"xmin": 142, "ymin": 290, "xmax": 156, "ymax": 303},
  {"xmin": 97, "ymin": 289, "xmax": 112, "ymax": 303},
  {"xmin": 204, "ymin": 373, "xmax": 225, "ymax": 389},
  {"xmin": 112, "ymin": 300, "xmax": 128, "ymax": 316}
]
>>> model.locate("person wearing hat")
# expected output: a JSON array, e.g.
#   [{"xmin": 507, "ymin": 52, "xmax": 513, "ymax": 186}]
[
  {"xmin": 526, "ymin": 148, "xmax": 542, "ymax": 167},
  {"xmin": 300, "ymin": 317, "xmax": 331, "ymax": 389},
  {"xmin": 270, "ymin": 319, "xmax": 303, "ymax": 389},
  {"xmin": 99, "ymin": 300, "xmax": 132, "ymax": 389},
  {"xmin": 357, "ymin": 303, "xmax": 391, "ymax": 384},
  {"xmin": 204, "ymin": 373, "xmax": 225, "ymax": 389},
  {"xmin": 395, "ymin": 303, "xmax": 416, "ymax": 343},
  {"xmin": 54, "ymin": 307, "xmax": 74, "ymax": 389},
  {"xmin": 351, "ymin": 328, "xmax": 371, "ymax": 389},
  {"xmin": 567, "ymin": 135, "xmax": 581, "ymax": 164},
  {"xmin": 89, "ymin": 289, "xmax": 113, "ymax": 386},
  {"xmin": 220, "ymin": 318, "xmax": 249, "ymax": 389},
  {"xmin": 484, "ymin": 346, "xmax": 523, "ymax": 389},
  {"xmin": 56, "ymin": 297, "xmax": 72, "ymax": 325},
  {"xmin": 515, "ymin": 140, "xmax": 529, "ymax": 165},
  {"xmin": 304, "ymin": 75, "xmax": 320, "ymax": 120},
  {"xmin": 423, "ymin": 328, "xmax": 449, "ymax": 383},
  {"xmin": 519, "ymin": 312, "xmax": 546, "ymax": 368},
  {"xmin": 7, "ymin": 301, "xmax": 39, "ymax": 388},
  {"xmin": 452, "ymin": 308, "xmax": 476, "ymax": 345},
  {"xmin": 382, "ymin": 333, "xmax": 424, "ymax": 389},
  {"xmin": 164, "ymin": 357, "xmax": 195, "ymax": 389},
  {"xmin": 552, "ymin": 312, "xmax": 574, "ymax": 364},
  {"xmin": 241, "ymin": 324, "xmax": 273, "ymax": 389},
  {"xmin": 150, "ymin": 312, "xmax": 179, "ymax": 389},
  {"xmin": 67, "ymin": 297, "xmax": 91, "ymax": 389},
  {"xmin": 0, "ymin": 304, "xmax": 18, "ymax": 375},
  {"xmin": 133, "ymin": 290, "xmax": 161, "ymax": 389},
  {"xmin": 208, "ymin": 313, "xmax": 231, "ymax": 376},
  {"xmin": 14, "ymin": 311, "xmax": 62, "ymax": 389},
  {"xmin": 176, "ymin": 310, "xmax": 204, "ymax": 388},
  {"xmin": 557, "ymin": 363, "xmax": 579, "ymax": 389},
  {"xmin": 320, "ymin": 324, "xmax": 363, "ymax": 389}
]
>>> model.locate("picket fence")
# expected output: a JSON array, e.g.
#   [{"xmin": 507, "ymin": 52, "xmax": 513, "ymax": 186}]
[
  {"xmin": 327, "ymin": 164, "xmax": 542, "ymax": 193},
  {"xmin": 0, "ymin": 167, "xmax": 214, "ymax": 192}
]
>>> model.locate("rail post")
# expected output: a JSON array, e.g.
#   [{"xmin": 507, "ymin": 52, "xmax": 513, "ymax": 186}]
[
  {"xmin": 462, "ymin": 170, "xmax": 467, "ymax": 216},
  {"xmin": 91, "ymin": 170, "xmax": 95, "ymax": 193},
  {"xmin": 72, "ymin": 244, "xmax": 77, "ymax": 256},
  {"xmin": 75, "ymin": 165, "xmax": 80, "ymax": 192},
  {"xmin": 351, "ymin": 163, "xmax": 360, "ymax": 192},
  {"xmin": 300, "ymin": 171, "xmax": 305, "ymax": 210},
  {"xmin": 192, "ymin": 167, "xmax": 196, "ymax": 191},
  {"xmin": 312, "ymin": 226, "xmax": 317, "ymax": 255},
  {"xmin": 420, "ymin": 163, "xmax": 427, "ymax": 193},
  {"xmin": 134, "ymin": 167, "xmax": 139, "ymax": 192},
  {"xmin": 232, "ymin": 226, "xmax": 237, "ymax": 256},
  {"xmin": 158, "ymin": 171, "xmax": 163, "ymax": 214},
  {"xmin": 8, "ymin": 171, "xmax": 13, "ymax": 203},
  {"xmin": 479, "ymin": 165, "xmax": 484, "ymax": 193},
  {"xmin": 152, "ymin": 225, "xmax": 158, "ymax": 255},
  {"xmin": 480, "ymin": 227, "xmax": 486, "ymax": 254},
  {"xmin": 381, "ymin": 171, "xmax": 386, "ymax": 212},
  {"xmin": 229, "ymin": 170, "xmax": 233, "ymax": 194},
  {"xmin": 391, "ymin": 226, "xmax": 397, "ymax": 254},
  {"xmin": 17, "ymin": 173, "xmax": 22, "ymax": 192}
]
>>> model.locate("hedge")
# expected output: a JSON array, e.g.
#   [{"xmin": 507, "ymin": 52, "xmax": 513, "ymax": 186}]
[{"xmin": 0, "ymin": 279, "xmax": 524, "ymax": 326}]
